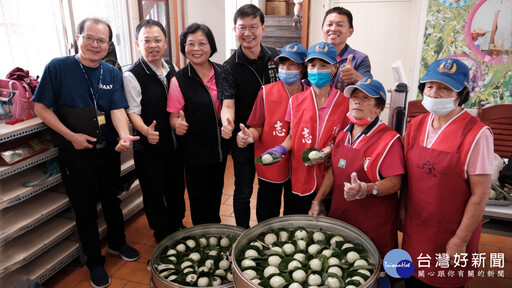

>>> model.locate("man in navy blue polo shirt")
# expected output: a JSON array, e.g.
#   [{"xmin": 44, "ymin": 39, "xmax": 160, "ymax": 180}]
[{"xmin": 33, "ymin": 17, "xmax": 139, "ymax": 288}]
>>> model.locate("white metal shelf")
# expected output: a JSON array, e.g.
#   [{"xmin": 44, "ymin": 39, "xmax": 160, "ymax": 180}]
[
  {"xmin": 0, "ymin": 118, "xmax": 47, "ymax": 143},
  {"xmin": 0, "ymin": 191, "xmax": 69, "ymax": 247},
  {"xmin": 0, "ymin": 240, "xmax": 80, "ymax": 287},
  {"xmin": 0, "ymin": 119, "xmax": 142, "ymax": 286},
  {"xmin": 0, "ymin": 147, "xmax": 59, "ymax": 180},
  {"xmin": 484, "ymin": 204, "xmax": 512, "ymax": 221},
  {"xmin": 0, "ymin": 216, "xmax": 76, "ymax": 276},
  {"xmin": 121, "ymin": 156, "xmax": 135, "ymax": 176},
  {"xmin": 0, "ymin": 163, "xmax": 61, "ymax": 211}
]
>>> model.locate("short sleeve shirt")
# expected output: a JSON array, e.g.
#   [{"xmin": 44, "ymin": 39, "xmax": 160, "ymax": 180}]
[{"xmin": 33, "ymin": 55, "xmax": 128, "ymax": 140}]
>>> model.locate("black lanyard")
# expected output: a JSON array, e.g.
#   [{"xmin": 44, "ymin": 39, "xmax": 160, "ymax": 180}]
[{"xmin": 75, "ymin": 55, "xmax": 103, "ymax": 110}]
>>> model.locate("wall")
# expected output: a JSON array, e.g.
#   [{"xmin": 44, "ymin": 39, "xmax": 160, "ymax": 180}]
[
  {"xmin": 308, "ymin": 0, "xmax": 425, "ymax": 121},
  {"xmin": 183, "ymin": 0, "xmax": 227, "ymax": 65}
]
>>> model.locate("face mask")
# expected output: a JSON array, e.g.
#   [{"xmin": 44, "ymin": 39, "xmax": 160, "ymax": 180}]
[
  {"xmin": 422, "ymin": 95, "xmax": 456, "ymax": 116},
  {"xmin": 308, "ymin": 69, "xmax": 331, "ymax": 88},
  {"xmin": 347, "ymin": 112, "xmax": 373, "ymax": 126},
  {"xmin": 279, "ymin": 69, "xmax": 301, "ymax": 86}
]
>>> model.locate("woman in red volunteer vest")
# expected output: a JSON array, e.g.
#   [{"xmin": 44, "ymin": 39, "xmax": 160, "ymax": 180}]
[
  {"xmin": 236, "ymin": 43, "xmax": 308, "ymax": 222},
  {"xmin": 308, "ymin": 77, "xmax": 405, "ymax": 262},
  {"xmin": 260, "ymin": 42, "xmax": 349, "ymax": 214},
  {"xmin": 401, "ymin": 58, "xmax": 493, "ymax": 288}
]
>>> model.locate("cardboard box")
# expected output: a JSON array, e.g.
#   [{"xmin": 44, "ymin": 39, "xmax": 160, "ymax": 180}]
[
  {"xmin": 267, "ymin": 2, "xmax": 287, "ymax": 15},
  {"xmin": 287, "ymin": 2, "xmax": 295, "ymax": 15}
]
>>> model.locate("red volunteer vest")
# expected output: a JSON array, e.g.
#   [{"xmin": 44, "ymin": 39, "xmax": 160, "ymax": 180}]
[
  {"xmin": 254, "ymin": 81, "xmax": 291, "ymax": 183},
  {"xmin": 329, "ymin": 122, "xmax": 401, "ymax": 257},
  {"xmin": 290, "ymin": 86, "xmax": 349, "ymax": 195},
  {"xmin": 402, "ymin": 111, "xmax": 489, "ymax": 287}
]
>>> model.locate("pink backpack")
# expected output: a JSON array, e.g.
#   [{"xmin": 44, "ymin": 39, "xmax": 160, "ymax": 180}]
[{"xmin": 0, "ymin": 67, "xmax": 39, "ymax": 123}]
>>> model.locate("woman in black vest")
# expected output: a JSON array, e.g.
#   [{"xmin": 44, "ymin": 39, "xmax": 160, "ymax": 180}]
[{"xmin": 167, "ymin": 23, "xmax": 232, "ymax": 225}]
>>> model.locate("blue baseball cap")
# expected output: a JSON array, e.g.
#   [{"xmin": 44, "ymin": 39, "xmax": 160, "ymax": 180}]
[
  {"xmin": 276, "ymin": 43, "xmax": 307, "ymax": 63},
  {"xmin": 344, "ymin": 77, "xmax": 387, "ymax": 101},
  {"xmin": 420, "ymin": 58, "xmax": 470, "ymax": 92},
  {"xmin": 305, "ymin": 42, "xmax": 337, "ymax": 64}
]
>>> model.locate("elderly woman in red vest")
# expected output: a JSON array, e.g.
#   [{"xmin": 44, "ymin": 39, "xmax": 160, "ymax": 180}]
[
  {"xmin": 308, "ymin": 77, "xmax": 405, "ymax": 260},
  {"xmin": 236, "ymin": 43, "xmax": 308, "ymax": 222},
  {"xmin": 260, "ymin": 42, "xmax": 349, "ymax": 214},
  {"xmin": 401, "ymin": 58, "xmax": 493, "ymax": 288}
]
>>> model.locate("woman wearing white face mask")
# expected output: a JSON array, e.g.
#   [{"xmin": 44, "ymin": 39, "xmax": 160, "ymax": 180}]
[
  {"xmin": 308, "ymin": 77, "xmax": 405, "ymax": 260},
  {"xmin": 259, "ymin": 42, "xmax": 350, "ymax": 214},
  {"xmin": 401, "ymin": 58, "xmax": 493, "ymax": 288},
  {"xmin": 236, "ymin": 43, "xmax": 308, "ymax": 222}
]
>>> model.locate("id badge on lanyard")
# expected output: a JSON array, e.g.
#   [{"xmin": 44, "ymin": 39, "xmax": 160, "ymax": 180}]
[
  {"xmin": 76, "ymin": 55, "xmax": 106, "ymax": 128},
  {"xmin": 97, "ymin": 111, "xmax": 106, "ymax": 126}
]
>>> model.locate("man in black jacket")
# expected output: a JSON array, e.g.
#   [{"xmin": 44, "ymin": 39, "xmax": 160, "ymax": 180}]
[
  {"xmin": 219, "ymin": 4, "xmax": 279, "ymax": 228},
  {"xmin": 123, "ymin": 19, "xmax": 185, "ymax": 243}
]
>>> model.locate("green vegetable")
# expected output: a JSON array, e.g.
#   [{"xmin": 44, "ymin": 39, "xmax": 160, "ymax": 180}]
[
  {"xmin": 255, "ymin": 154, "xmax": 282, "ymax": 165},
  {"xmin": 301, "ymin": 148, "xmax": 324, "ymax": 164},
  {"xmin": 237, "ymin": 228, "xmax": 375, "ymax": 288},
  {"xmin": 155, "ymin": 234, "xmax": 238, "ymax": 286}
]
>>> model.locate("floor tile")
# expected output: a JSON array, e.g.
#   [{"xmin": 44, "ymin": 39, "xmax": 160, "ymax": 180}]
[
  {"xmin": 467, "ymin": 275, "xmax": 512, "ymax": 287},
  {"xmin": 104, "ymin": 255, "xmax": 125, "ymax": 275},
  {"xmin": 220, "ymin": 203, "xmax": 234, "ymax": 217},
  {"xmin": 43, "ymin": 264, "xmax": 89, "ymax": 288},
  {"xmin": 112, "ymin": 261, "xmax": 151, "ymax": 285},
  {"xmin": 108, "ymin": 277, "xmax": 129, "ymax": 288},
  {"xmin": 220, "ymin": 215, "xmax": 236, "ymax": 226},
  {"xmin": 130, "ymin": 243, "xmax": 157, "ymax": 264},
  {"xmin": 501, "ymin": 247, "xmax": 512, "ymax": 263},
  {"xmin": 480, "ymin": 234, "xmax": 512, "ymax": 249},
  {"xmin": 125, "ymin": 226, "xmax": 154, "ymax": 246},
  {"xmin": 122, "ymin": 282, "xmax": 153, "ymax": 287}
]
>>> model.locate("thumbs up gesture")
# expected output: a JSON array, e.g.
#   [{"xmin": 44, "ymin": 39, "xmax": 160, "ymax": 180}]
[
  {"xmin": 339, "ymin": 54, "xmax": 362, "ymax": 85},
  {"xmin": 146, "ymin": 120, "xmax": 160, "ymax": 144},
  {"xmin": 237, "ymin": 123, "xmax": 254, "ymax": 148},
  {"xmin": 221, "ymin": 117, "xmax": 235, "ymax": 139},
  {"xmin": 343, "ymin": 172, "xmax": 368, "ymax": 201},
  {"xmin": 175, "ymin": 110, "xmax": 189, "ymax": 135}
]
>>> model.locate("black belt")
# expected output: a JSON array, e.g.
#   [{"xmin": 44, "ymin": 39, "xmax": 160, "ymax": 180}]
[{"xmin": 93, "ymin": 142, "xmax": 108, "ymax": 149}]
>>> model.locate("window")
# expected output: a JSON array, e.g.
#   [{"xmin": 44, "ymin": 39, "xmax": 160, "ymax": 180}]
[
  {"xmin": 0, "ymin": 0, "xmax": 132, "ymax": 77},
  {"xmin": 71, "ymin": 0, "xmax": 132, "ymax": 68},
  {"xmin": 0, "ymin": 0, "xmax": 66, "ymax": 76}
]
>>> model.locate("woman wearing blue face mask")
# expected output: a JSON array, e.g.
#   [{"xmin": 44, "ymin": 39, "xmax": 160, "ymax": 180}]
[
  {"xmin": 259, "ymin": 42, "xmax": 350, "ymax": 214},
  {"xmin": 401, "ymin": 58, "xmax": 493, "ymax": 288},
  {"xmin": 237, "ymin": 43, "xmax": 307, "ymax": 222}
]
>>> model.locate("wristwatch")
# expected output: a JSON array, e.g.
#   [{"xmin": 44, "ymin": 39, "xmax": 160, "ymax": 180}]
[{"xmin": 372, "ymin": 183, "xmax": 378, "ymax": 196}]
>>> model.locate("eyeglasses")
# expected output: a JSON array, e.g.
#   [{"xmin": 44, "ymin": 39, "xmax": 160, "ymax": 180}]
[
  {"xmin": 236, "ymin": 25, "xmax": 260, "ymax": 34},
  {"xmin": 140, "ymin": 38, "xmax": 164, "ymax": 46},
  {"xmin": 186, "ymin": 42, "xmax": 208, "ymax": 49},
  {"xmin": 79, "ymin": 34, "xmax": 109, "ymax": 46}
]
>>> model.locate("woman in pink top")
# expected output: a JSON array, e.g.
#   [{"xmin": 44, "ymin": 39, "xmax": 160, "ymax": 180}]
[{"xmin": 167, "ymin": 23, "xmax": 234, "ymax": 225}]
